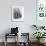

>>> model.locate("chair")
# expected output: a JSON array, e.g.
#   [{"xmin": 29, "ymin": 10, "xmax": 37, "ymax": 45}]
[
  {"xmin": 4, "ymin": 27, "xmax": 19, "ymax": 46},
  {"xmin": 4, "ymin": 33, "xmax": 18, "ymax": 46},
  {"xmin": 18, "ymin": 33, "xmax": 30, "ymax": 46}
]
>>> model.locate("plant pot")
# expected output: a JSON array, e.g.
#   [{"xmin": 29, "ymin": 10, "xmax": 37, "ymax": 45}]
[
  {"xmin": 40, "ymin": 39, "xmax": 45, "ymax": 43},
  {"xmin": 37, "ymin": 39, "xmax": 45, "ymax": 44},
  {"xmin": 37, "ymin": 39, "xmax": 40, "ymax": 43}
]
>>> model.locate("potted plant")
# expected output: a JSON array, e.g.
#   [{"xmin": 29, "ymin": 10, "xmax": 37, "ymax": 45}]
[{"xmin": 33, "ymin": 32, "xmax": 46, "ymax": 43}]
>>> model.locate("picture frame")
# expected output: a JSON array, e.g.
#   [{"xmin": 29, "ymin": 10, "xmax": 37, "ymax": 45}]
[{"xmin": 12, "ymin": 6, "xmax": 24, "ymax": 21}]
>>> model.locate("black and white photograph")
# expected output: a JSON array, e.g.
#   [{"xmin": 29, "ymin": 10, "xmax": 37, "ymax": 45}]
[{"xmin": 12, "ymin": 6, "xmax": 24, "ymax": 21}]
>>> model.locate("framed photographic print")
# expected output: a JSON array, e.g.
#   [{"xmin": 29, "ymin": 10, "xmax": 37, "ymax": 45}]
[{"xmin": 12, "ymin": 6, "xmax": 24, "ymax": 21}]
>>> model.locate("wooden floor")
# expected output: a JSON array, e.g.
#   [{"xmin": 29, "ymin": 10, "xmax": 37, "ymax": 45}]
[{"xmin": 0, "ymin": 42, "xmax": 46, "ymax": 46}]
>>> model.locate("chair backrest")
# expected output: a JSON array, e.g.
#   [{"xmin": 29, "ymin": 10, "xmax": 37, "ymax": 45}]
[{"xmin": 11, "ymin": 27, "xmax": 18, "ymax": 34}]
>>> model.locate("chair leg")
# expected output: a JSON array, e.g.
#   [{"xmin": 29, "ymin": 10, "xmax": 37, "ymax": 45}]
[
  {"xmin": 4, "ymin": 33, "xmax": 7, "ymax": 46},
  {"xmin": 16, "ymin": 34, "xmax": 18, "ymax": 46},
  {"xmin": 4, "ymin": 41, "xmax": 7, "ymax": 46},
  {"xmin": 17, "ymin": 34, "xmax": 18, "ymax": 46}
]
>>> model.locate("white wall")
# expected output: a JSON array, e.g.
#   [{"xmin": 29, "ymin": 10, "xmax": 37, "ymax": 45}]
[{"xmin": 0, "ymin": 0, "xmax": 36, "ymax": 42}]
